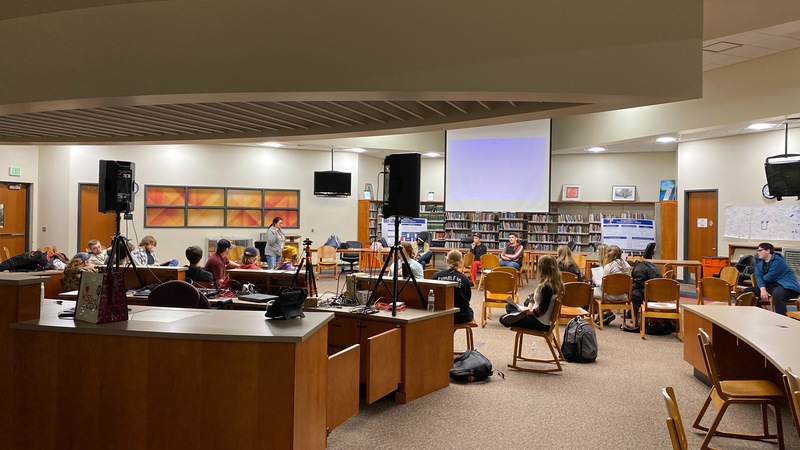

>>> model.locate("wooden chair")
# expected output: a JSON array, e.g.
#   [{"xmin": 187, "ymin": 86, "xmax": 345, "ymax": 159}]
[
  {"xmin": 697, "ymin": 277, "xmax": 732, "ymax": 305},
  {"xmin": 423, "ymin": 268, "xmax": 438, "ymax": 279},
  {"xmin": 560, "ymin": 272, "xmax": 578, "ymax": 283},
  {"xmin": 640, "ymin": 278, "xmax": 680, "ymax": 340},
  {"xmin": 663, "ymin": 263, "xmax": 676, "ymax": 280},
  {"xmin": 662, "ymin": 386, "xmax": 688, "ymax": 450},
  {"xmin": 508, "ymin": 296, "xmax": 563, "ymax": 373},
  {"xmin": 2, "ymin": 246, "xmax": 10, "ymax": 261},
  {"xmin": 461, "ymin": 252, "xmax": 474, "ymax": 278},
  {"xmin": 315, "ymin": 245, "xmax": 339, "ymax": 279},
  {"xmin": 663, "ymin": 270, "xmax": 675, "ymax": 280},
  {"xmin": 734, "ymin": 292, "xmax": 758, "ymax": 306},
  {"xmin": 594, "ymin": 273, "xmax": 633, "ymax": 330},
  {"xmin": 718, "ymin": 266, "xmax": 740, "ymax": 300},
  {"xmin": 573, "ymin": 253, "xmax": 587, "ymax": 280},
  {"xmin": 453, "ymin": 320, "xmax": 477, "ymax": 355},
  {"xmin": 783, "ymin": 367, "xmax": 800, "ymax": 438},
  {"xmin": 481, "ymin": 271, "xmax": 515, "ymax": 327},
  {"xmin": 693, "ymin": 328, "xmax": 785, "ymax": 450},
  {"xmin": 556, "ymin": 281, "xmax": 594, "ymax": 346},
  {"xmin": 486, "ymin": 266, "xmax": 519, "ymax": 320},
  {"xmin": 477, "ymin": 253, "xmax": 500, "ymax": 290}
]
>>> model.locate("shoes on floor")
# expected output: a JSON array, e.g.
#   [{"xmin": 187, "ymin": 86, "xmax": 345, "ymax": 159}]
[{"xmin": 602, "ymin": 311, "xmax": 616, "ymax": 325}]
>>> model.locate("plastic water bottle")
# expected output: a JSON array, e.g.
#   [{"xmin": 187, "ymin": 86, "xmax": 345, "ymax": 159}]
[{"xmin": 427, "ymin": 289, "xmax": 435, "ymax": 312}]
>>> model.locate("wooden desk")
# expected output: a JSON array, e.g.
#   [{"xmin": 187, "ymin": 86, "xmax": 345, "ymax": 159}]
[
  {"xmin": 27, "ymin": 269, "xmax": 64, "ymax": 298},
  {"xmin": 118, "ymin": 265, "xmax": 187, "ymax": 287},
  {"xmin": 10, "ymin": 303, "xmax": 335, "ymax": 449},
  {"xmin": 0, "ymin": 273, "xmax": 47, "ymax": 443},
  {"xmin": 646, "ymin": 259, "xmax": 702, "ymax": 287},
  {"xmin": 355, "ymin": 274, "xmax": 455, "ymax": 311},
  {"xmin": 228, "ymin": 268, "xmax": 303, "ymax": 294},
  {"xmin": 682, "ymin": 304, "xmax": 800, "ymax": 387}
]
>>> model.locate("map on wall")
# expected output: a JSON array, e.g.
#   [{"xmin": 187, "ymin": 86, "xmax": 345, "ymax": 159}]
[{"xmin": 724, "ymin": 204, "xmax": 800, "ymax": 241}]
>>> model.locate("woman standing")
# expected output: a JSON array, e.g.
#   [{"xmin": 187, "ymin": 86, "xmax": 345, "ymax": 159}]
[
  {"xmin": 265, "ymin": 217, "xmax": 285, "ymax": 270},
  {"xmin": 500, "ymin": 255, "xmax": 564, "ymax": 331}
]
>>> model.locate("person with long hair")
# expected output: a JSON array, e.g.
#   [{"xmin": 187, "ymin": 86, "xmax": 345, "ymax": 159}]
[
  {"xmin": 500, "ymin": 255, "xmax": 564, "ymax": 331},
  {"xmin": 556, "ymin": 244, "xmax": 582, "ymax": 281},
  {"xmin": 264, "ymin": 216, "xmax": 285, "ymax": 270},
  {"xmin": 238, "ymin": 246, "xmax": 263, "ymax": 270},
  {"xmin": 62, "ymin": 252, "xmax": 97, "ymax": 292},
  {"xmin": 432, "ymin": 249, "xmax": 473, "ymax": 324}
]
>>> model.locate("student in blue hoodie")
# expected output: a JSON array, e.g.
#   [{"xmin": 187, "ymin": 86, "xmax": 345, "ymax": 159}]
[{"xmin": 744, "ymin": 242, "xmax": 800, "ymax": 315}]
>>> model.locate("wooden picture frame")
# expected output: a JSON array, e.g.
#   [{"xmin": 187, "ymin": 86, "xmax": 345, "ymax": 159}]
[
  {"xmin": 562, "ymin": 184, "xmax": 582, "ymax": 201},
  {"xmin": 612, "ymin": 185, "xmax": 636, "ymax": 202}
]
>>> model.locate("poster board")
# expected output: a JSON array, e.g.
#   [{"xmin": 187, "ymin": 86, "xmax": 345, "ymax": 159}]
[
  {"xmin": 724, "ymin": 205, "xmax": 800, "ymax": 241},
  {"xmin": 601, "ymin": 218, "xmax": 655, "ymax": 251},
  {"xmin": 381, "ymin": 218, "xmax": 428, "ymax": 243}
]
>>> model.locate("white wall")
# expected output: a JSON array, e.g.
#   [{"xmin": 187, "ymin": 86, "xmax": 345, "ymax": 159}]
[{"xmin": 677, "ymin": 128, "xmax": 800, "ymax": 259}]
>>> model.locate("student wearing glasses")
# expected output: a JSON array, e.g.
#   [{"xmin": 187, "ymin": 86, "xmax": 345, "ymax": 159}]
[{"xmin": 743, "ymin": 243, "xmax": 800, "ymax": 316}]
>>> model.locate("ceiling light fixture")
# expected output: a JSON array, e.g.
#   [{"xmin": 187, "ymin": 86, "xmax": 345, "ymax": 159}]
[
  {"xmin": 424, "ymin": 152, "xmax": 441, "ymax": 158},
  {"xmin": 655, "ymin": 136, "xmax": 677, "ymax": 143},
  {"xmin": 747, "ymin": 123, "xmax": 774, "ymax": 130},
  {"xmin": 586, "ymin": 147, "xmax": 606, "ymax": 153},
  {"xmin": 259, "ymin": 142, "xmax": 284, "ymax": 147},
  {"xmin": 349, "ymin": 148, "xmax": 366, "ymax": 153}
]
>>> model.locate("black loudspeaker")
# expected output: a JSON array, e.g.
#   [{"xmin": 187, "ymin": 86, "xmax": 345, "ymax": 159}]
[
  {"xmin": 99, "ymin": 160, "xmax": 136, "ymax": 213},
  {"xmin": 383, "ymin": 153, "xmax": 421, "ymax": 218}
]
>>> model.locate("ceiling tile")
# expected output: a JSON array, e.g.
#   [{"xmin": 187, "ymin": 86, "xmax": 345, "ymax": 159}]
[
  {"xmin": 751, "ymin": 35, "xmax": 800, "ymax": 51},
  {"xmin": 723, "ymin": 45, "xmax": 780, "ymax": 58}
]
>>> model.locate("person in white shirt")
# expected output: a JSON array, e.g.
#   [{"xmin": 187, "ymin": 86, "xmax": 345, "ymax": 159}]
[{"xmin": 387, "ymin": 242, "xmax": 424, "ymax": 279}]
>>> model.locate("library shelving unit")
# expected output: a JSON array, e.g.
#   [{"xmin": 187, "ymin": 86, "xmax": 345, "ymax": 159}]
[
  {"xmin": 419, "ymin": 201, "xmax": 446, "ymax": 246},
  {"xmin": 472, "ymin": 212, "xmax": 499, "ymax": 249},
  {"xmin": 357, "ymin": 200, "xmax": 384, "ymax": 245},
  {"xmin": 443, "ymin": 211, "xmax": 474, "ymax": 248},
  {"xmin": 548, "ymin": 201, "xmax": 656, "ymax": 252},
  {"xmin": 498, "ymin": 212, "xmax": 528, "ymax": 250}
]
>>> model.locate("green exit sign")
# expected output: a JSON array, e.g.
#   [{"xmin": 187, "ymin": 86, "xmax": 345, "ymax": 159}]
[{"xmin": 9, "ymin": 167, "xmax": 21, "ymax": 176}]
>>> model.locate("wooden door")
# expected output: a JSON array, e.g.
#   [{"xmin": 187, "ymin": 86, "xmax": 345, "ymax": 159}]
[
  {"xmin": 0, "ymin": 182, "xmax": 29, "ymax": 257},
  {"xmin": 78, "ymin": 184, "xmax": 118, "ymax": 252},
  {"xmin": 685, "ymin": 190, "xmax": 718, "ymax": 282}
]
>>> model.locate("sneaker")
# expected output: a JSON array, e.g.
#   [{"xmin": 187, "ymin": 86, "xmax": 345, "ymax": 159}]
[
  {"xmin": 469, "ymin": 280, "xmax": 475, "ymax": 287},
  {"xmin": 502, "ymin": 311, "xmax": 527, "ymax": 326},
  {"xmin": 602, "ymin": 311, "xmax": 615, "ymax": 325}
]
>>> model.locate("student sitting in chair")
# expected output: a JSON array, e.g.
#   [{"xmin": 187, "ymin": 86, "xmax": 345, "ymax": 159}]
[
  {"xmin": 132, "ymin": 235, "xmax": 178, "ymax": 267},
  {"xmin": 499, "ymin": 233, "xmax": 524, "ymax": 270},
  {"xmin": 275, "ymin": 246, "xmax": 299, "ymax": 271},
  {"xmin": 388, "ymin": 242, "xmax": 424, "ymax": 280},
  {"xmin": 415, "ymin": 231, "xmax": 433, "ymax": 267},
  {"xmin": 62, "ymin": 252, "xmax": 97, "ymax": 292},
  {"xmin": 432, "ymin": 250, "xmax": 473, "ymax": 324},
  {"xmin": 184, "ymin": 245, "xmax": 213, "ymax": 283},
  {"xmin": 238, "ymin": 246, "xmax": 263, "ymax": 270},
  {"xmin": 743, "ymin": 242, "xmax": 800, "ymax": 316}
]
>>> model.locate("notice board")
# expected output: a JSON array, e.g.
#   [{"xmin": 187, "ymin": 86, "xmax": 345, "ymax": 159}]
[{"xmin": 601, "ymin": 218, "xmax": 656, "ymax": 251}]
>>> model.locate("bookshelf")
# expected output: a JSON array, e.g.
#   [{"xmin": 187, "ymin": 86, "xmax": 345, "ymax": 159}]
[
  {"xmin": 419, "ymin": 201, "xmax": 446, "ymax": 246},
  {"xmin": 548, "ymin": 202, "xmax": 656, "ymax": 252},
  {"xmin": 473, "ymin": 212, "xmax": 499, "ymax": 249},
  {"xmin": 357, "ymin": 200, "xmax": 383, "ymax": 245},
  {"xmin": 443, "ymin": 211, "xmax": 473, "ymax": 248}
]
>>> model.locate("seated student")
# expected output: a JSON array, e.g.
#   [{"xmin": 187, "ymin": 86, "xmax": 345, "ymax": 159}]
[
  {"xmin": 104, "ymin": 239, "xmax": 136, "ymax": 268},
  {"xmin": 131, "ymin": 235, "xmax": 177, "ymax": 267},
  {"xmin": 184, "ymin": 245, "xmax": 213, "ymax": 283},
  {"xmin": 238, "ymin": 246, "xmax": 263, "ymax": 270},
  {"xmin": 275, "ymin": 246, "xmax": 299, "ymax": 271},
  {"xmin": 432, "ymin": 250, "xmax": 473, "ymax": 324},
  {"xmin": 593, "ymin": 244, "xmax": 631, "ymax": 324},
  {"xmin": 414, "ymin": 231, "xmax": 433, "ymax": 267},
  {"xmin": 556, "ymin": 244, "xmax": 583, "ymax": 282},
  {"xmin": 86, "ymin": 239, "xmax": 107, "ymax": 267},
  {"xmin": 204, "ymin": 239, "xmax": 239, "ymax": 285},
  {"xmin": 469, "ymin": 233, "xmax": 488, "ymax": 286},
  {"xmin": 499, "ymin": 233, "xmax": 524, "ymax": 270},
  {"xmin": 500, "ymin": 255, "xmax": 563, "ymax": 331},
  {"xmin": 388, "ymin": 242, "xmax": 424, "ymax": 280},
  {"xmin": 62, "ymin": 252, "xmax": 97, "ymax": 292},
  {"xmin": 743, "ymin": 242, "xmax": 800, "ymax": 316}
]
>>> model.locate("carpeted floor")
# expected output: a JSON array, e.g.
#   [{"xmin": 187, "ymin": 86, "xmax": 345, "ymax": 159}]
[{"xmin": 315, "ymin": 275, "xmax": 799, "ymax": 450}]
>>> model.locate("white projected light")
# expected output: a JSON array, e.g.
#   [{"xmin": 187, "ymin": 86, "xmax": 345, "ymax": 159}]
[{"xmin": 445, "ymin": 119, "xmax": 551, "ymax": 212}]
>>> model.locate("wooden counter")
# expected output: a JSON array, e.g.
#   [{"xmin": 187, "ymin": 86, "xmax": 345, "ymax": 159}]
[
  {"xmin": 682, "ymin": 304, "xmax": 800, "ymax": 386},
  {"xmin": 9, "ymin": 303, "xmax": 334, "ymax": 449},
  {"xmin": 355, "ymin": 274, "xmax": 456, "ymax": 311}
]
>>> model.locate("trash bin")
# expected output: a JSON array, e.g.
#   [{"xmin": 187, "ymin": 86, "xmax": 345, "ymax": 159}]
[{"xmin": 701, "ymin": 256, "xmax": 730, "ymax": 278}]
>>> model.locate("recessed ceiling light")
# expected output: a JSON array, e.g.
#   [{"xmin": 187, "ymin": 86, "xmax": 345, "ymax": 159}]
[
  {"xmin": 424, "ymin": 152, "xmax": 441, "ymax": 158},
  {"xmin": 586, "ymin": 147, "xmax": 606, "ymax": 153},
  {"xmin": 655, "ymin": 136, "xmax": 677, "ymax": 143},
  {"xmin": 259, "ymin": 142, "xmax": 284, "ymax": 147},
  {"xmin": 747, "ymin": 123, "xmax": 774, "ymax": 130},
  {"xmin": 349, "ymin": 147, "xmax": 366, "ymax": 153}
]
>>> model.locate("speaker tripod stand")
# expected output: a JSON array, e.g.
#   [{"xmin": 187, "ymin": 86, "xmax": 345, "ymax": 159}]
[
  {"xmin": 368, "ymin": 216, "xmax": 424, "ymax": 316},
  {"xmin": 105, "ymin": 211, "xmax": 145, "ymax": 288}
]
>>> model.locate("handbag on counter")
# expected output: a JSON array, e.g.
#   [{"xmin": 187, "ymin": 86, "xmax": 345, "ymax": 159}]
[{"xmin": 75, "ymin": 270, "xmax": 129, "ymax": 324}]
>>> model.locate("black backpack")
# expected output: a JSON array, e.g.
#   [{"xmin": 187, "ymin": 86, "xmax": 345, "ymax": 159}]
[
  {"xmin": 0, "ymin": 250, "xmax": 48, "ymax": 272},
  {"xmin": 450, "ymin": 350, "xmax": 494, "ymax": 382},
  {"xmin": 561, "ymin": 317, "xmax": 598, "ymax": 363}
]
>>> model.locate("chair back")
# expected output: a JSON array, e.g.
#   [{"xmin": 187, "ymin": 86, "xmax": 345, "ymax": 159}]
[
  {"xmin": 480, "ymin": 253, "xmax": 500, "ymax": 270},
  {"xmin": 734, "ymin": 292, "xmax": 757, "ymax": 306},
  {"xmin": 147, "ymin": 280, "xmax": 210, "ymax": 309},
  {"xmin": 561, "ymin": 272, "xmax": 578, "ymax": 283},
  {"xmin": 783, "ymin": 367, "xmax": 800, "ymax": 437},
  {"xmin": 697, "ymin": 277, "xmax": 732, "ymax": 305},
  {"xmin": 662, "ymin": 387, "xmax": 688, "ymax": 450},
  {"xmin": 644, "ymin": 242, "xmax": 656, "ymax": 260},
  {"xmin": 318, "ymin": 245, "xmax": 336, "ymax": 262},
  {"xmin": 718, "ymin": 266, "xmax": 739, "ymax": 288},
  {"xmin": 573, "ymin": 253, "xmax": 587, "ymax": 273},
  {"xmin": 644, "ymin": 278, "xmax": 680, "ymax": 304},
  {"xmin": 600, "ymin": 273, "xmax": 632, "ymax": 300},
  {"xmin": 342, "ymin": 241, "xmax": 362, "ymax": 262},
  {"xmin": 562, "ymin": 281, "xmax": 592, "ymax": 309},
  {"xmin": 483, "ymin": 271, "xmax": 515, "ymax": 299},
  {"xmin": 663, "ymin": 263, "xmax": 675, "ymax": 280},
  {"xmin": 423, "ymin": 268, "xmax": 438, "ymax": 279},
  {"xmin": 697, "ymin": 329, "xmax": 725, "ymax": 398},
  {"xmin": 663, "ymin": 270, "xmax": 675, "ymax": 280},
  {"xmin": 545, "ymin": 294, "xmax": 563, "ymax": 334},
  {"xmin": 463, "ymin": 252, "xmax": 475, "ymax": 270},
  {"xmin": 493, "ymin": 266, "xmax": 518, "ymax": 285}
]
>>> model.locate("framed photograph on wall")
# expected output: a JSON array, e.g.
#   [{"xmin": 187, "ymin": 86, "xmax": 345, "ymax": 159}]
[
  {"xmin": 612, "ymin": 185, "xmax": 636, "ymax": 201},
  {"xmin": 562, "ymin": 184, "xmax": 582, "ymax": 201}
]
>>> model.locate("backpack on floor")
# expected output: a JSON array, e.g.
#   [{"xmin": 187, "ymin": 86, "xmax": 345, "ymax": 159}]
[
  {"xmin": 561, "ymin": 317, "xmax": 598, "ymax": 363},
  {"xmin": 450, "ymin": 350, "xmax": 494, "ymax": 382}
]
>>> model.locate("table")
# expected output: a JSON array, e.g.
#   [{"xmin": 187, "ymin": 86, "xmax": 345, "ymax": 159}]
[
  {"xmin": 645, "ymin": 259, "xmax": 702, "ymax": 287},
  {"xmin": 10, "ymin": 302, "xmax": 336, "ymax": 449},
  {"xmin": 682, "ymin": 304, "xmax": 800, "ymax": 386}
]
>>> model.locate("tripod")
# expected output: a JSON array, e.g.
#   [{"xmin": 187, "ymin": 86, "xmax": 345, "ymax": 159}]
[
  {"xmin": 290, "ymin": 238, "xmax": 317, "ymax": 297},
  {"xmin": 105, "ymin": 212, "xmax": 145, "ymax": 288},
  {"xmin": 368, "ymin": 216, "xmax": 424, "ymax": 316}
]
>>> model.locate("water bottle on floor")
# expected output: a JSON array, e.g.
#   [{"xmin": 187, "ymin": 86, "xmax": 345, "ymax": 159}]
[{"xmin": 427, "ymin": 289, "xmax": 435, "ymax": 312}]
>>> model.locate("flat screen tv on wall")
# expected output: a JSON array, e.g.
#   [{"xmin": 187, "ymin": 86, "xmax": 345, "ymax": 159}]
[{"xmin": 314, "ymin": 171, "xmax": 351, "ymax": 197}]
